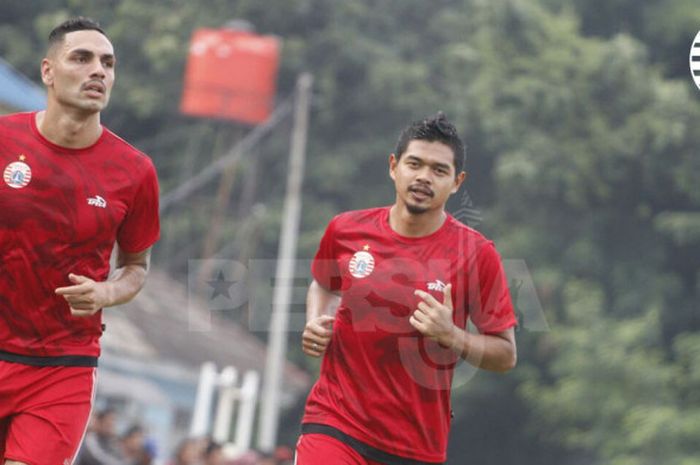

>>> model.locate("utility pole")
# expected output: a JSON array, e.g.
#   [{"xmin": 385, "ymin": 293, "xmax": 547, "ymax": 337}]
[{"xmin": 257, "ymin": 72, "xmax": 313, "ymax": 451}]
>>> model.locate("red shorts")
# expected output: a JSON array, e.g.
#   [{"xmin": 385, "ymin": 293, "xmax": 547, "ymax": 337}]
[
  {"xmin": 0, "ymin": 360, "xmax": 95, "ymax": 465},
  {"xmin": 295, "ymin": 434, "xmax": 385, "ymax": 465}
]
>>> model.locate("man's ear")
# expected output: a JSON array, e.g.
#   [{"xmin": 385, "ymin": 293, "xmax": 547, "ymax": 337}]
[
  {"xmin": 452, "ymin": 171, "xmax": 467, "ymax": 193},
  {"xmin": 389, "ymin": 153, "xmax": 397, "ymax": 181},
  {"xmin": 41, "ymin": 58, "xmax": 54, "ymax": 86}
]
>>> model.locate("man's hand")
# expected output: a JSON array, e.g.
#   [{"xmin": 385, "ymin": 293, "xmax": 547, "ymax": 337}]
[
  {"xmin": 55, "ymin": 273, "xmax": 113, "ymax": 317},
  {"xmin": 302, "ymin": 315, "xmax": 335, "ymax": 357},
  {"xmin": 410, "ymin": 284, "xmax": 458, "ymax": 348}
]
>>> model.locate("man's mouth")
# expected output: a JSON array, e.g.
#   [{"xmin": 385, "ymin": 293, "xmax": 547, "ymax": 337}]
[
  {"xmin": 82, "ymin": 82, "xmax": 105, "ymax": 95},
  {"xmin": 409, "ymin": 185, "xmax": 433, "ymax": 199}
]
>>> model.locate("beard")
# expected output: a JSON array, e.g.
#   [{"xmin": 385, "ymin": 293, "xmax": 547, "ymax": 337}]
[{"xmin": 406, "ymin": 202, "xmax": 429, "ymax": 215}]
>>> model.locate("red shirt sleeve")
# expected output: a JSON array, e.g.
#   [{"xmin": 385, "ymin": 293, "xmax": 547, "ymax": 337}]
[
  {"xmin": 117, "ymin": 159, "xmax": 161, "ymax": 253},
  {"xmin": 468, "ymin": 241, "xmax": 517, "ymax": 334},
  {"xmin": 311, "ymin": 216, "xmax": 342, "ymax": 291}
]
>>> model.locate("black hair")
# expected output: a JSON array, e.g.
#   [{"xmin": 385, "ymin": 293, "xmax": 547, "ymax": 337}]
[
  {"xmin": 48, "ymin": 17, "xmax": 106, "ymax": 47},
  {"xmin": 394, "ymin": 112, "xmax": 466, "ymax": 176},
  {"xmin": 122, "ymin": 424, "xmax": 144, "ymax": 438},
  {"xmin": 96, "ymin": 407, "xmax": 116, "ymax": 420}
]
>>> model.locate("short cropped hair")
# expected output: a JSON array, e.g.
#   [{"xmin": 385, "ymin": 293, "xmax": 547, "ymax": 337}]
[
  {"xmin": 394, "ymin": 112, "xmax": 466, "ymax": 175},
  {"xmin": 48, "ymin": 17, "xmax": 106, "ymax": 48}
]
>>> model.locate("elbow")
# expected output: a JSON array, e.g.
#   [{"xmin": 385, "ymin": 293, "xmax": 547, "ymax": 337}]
[
  {"xmin": 505, "ymin": 352, "xmax": 518, "ymax": 372},
  {"xmin": 505, "ymin": 350, "xmax": 518, "ymax": 372},
  {"xmin": 495, "ymin": 351, "xmax": 517, "ymax": 373}
]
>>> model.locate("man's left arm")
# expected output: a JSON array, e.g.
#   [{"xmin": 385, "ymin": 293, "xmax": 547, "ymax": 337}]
[
  {"xmin": 55, "ymin": 247, "xmax": 151, "ymax": 317},
  {"xmin": 410, "ymin": 284, "xmax": 517, "ymax": 373}
]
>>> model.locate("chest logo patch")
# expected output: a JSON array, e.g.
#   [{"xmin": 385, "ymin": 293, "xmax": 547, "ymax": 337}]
[
  {"xmin": 349, "ymin": 250, "xmax": 375, "ymax": 278},
  {"xmin": 87, "ymin": 195, "xmax": 107, "ymax": 208},
  {"xmin": 427, "ymin": 279, "xmax": 447, "ymax": 292},
  {"xmin": 3, "ymin": 156, "xmax": 32, "ymax": 189}
]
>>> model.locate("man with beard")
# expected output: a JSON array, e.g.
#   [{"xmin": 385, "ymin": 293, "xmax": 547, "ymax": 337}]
[{"xmin": 297, "ymin": 113, "xmax": 516, "ymax": 465}]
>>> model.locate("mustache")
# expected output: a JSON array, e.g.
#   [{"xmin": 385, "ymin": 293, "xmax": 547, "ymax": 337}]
[
  {"xmin": 408, "ymin": 184, "xmax": 434, "ymax": 197},
  {"xmin": 81, "ymin": 80, "xmax": 106, "ymax": 92}
]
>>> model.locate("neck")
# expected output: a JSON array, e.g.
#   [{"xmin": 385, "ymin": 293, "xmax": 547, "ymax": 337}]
[
  {"xmin": 389, "ymin": 204, "xmax": 446, "ymax": 237},
  {"xmin": 36, "ymin": 105, "xmax": 102, "ymax": 149}
]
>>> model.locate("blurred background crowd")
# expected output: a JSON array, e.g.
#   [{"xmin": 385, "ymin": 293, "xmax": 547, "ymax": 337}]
[{"xmin": 75, "ymin": 408, "xmax": 293, "ymax": 465}]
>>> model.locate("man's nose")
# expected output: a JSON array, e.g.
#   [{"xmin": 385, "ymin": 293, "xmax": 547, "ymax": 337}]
[
  {"xmin": 89, "ymin": 60, "xmax": 106, "ymax": 78},
  {"xmin": 415, "ymin": 166, "xmax": 433, "ymax": 184}
]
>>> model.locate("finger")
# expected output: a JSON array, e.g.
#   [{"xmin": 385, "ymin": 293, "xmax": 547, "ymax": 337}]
[
  {"xmin": 301, "ymin": 334, "xmax": 317, "ymax": 347},
  {"xmin": 416, "ymin": 301, "xmax": 433, "ymax": 315},
  {"xmin": 70, "ymin": 308, "xmax": 98, "ymax": 317},
  {"xmin": 304, "ymin": 348, "xmax": 321, "ymax": 358},
  {"xmin": 56, "ymin": 274, "xmax": 94, "ymax": 294},
  {"xmin": 312, "ymin": 315, "xmax": 335, "ymax": 332},
  {"xmin": 443, "ymin": 284, "xmax": 453, "ymax": 310},
  {"xmin": 67, "ymin": 301, "xmax": 98, "ymax": 311},
  {"xmin": 62, "ymin": 298, "xmax": 94, "ymax": 308},
  {"xmin": 302, "ymin": 348, "xmax": 317, "ymax": 357},
  {"xmin": 414, "ymin": 289, "xmax": 440, "ymax": 306},
  {"xmin": 302, "ymin": 331, "xmax": 330, "ymax": 346},
  {"xmin": 409, "ymin": 314, "xmax": 425, "ymax": 332},
  {"xmin": 55, "ymin": 284, "xmax": 87, "ymax": 295},
  {"xmin": 303, "ymin": 341, "xmax": 325, "ymax": 356},
  {"xmin": 411, "ymin": 310, "xmax": 427, "ymax": 324},
  {"xmin": 309, "ymin": 323, "xmax": 333, "ymax": 337},
  {"xmin": 55, "ymin": 282, "xmax": 93, "ymax": 295},
  {"xmin": 305, "ymin": 340, "xmax": 325, "ymax": 351}
]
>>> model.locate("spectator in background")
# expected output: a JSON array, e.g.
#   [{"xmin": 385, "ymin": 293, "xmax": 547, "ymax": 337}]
[
  {"xmin": 256, "ymin": 451, "xmax": 276, "ymax": 465},
  {"xmin": 255, "ymin": 447, "xmax": 293, "ymax": 465},
  {"xmin": 76, "ymin": 408, "xmax": 128, "ymax": 465},
  {"xmin": 121, "ymin": 424, "xmax": 154, "ymax": 465},
  {"xmin": 168, "ymin": 438, "xmax": 203, "ymax": 465},
  {"xmin": 202, "ymin": 439, "xmax": 225, "ymax": 465},
  {"xmin": 273, "ymin": 446, "xmax": 294, "ymax": 465}
]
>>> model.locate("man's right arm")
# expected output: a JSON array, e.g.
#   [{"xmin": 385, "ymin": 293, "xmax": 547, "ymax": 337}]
[{"xmin": 301, "ymin": 279, "xmax": 340, "ymax": 357}]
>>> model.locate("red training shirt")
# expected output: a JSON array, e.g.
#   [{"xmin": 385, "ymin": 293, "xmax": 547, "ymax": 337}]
[
  {"xmin": 302, "ymin": 207, "xmax": 516, "ymax": 464},
  {"xmin": 0, "ymin": 112, "xmax": 160, "ymax": 364}
]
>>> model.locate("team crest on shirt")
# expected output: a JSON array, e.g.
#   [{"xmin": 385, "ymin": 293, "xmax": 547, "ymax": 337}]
[
  {"xmin": 349, "ymin": 245, "xmax": 375, "ymax": 278},
  {"xmin": 3, "ymin": 155, "xmax": 32, "ymax": 189}
]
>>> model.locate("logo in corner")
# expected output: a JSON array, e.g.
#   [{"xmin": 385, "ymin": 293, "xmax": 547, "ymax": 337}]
[
  {"xmin": 3, "ymin": 155, "xmax": 32, "ymax": 189},
  {"xmin": 690, "ymin": 30, "xmax": 700, "ymax": 90},
  {"xmin": 349, "ymin": 247, "xmax": 375, "ymax": 279},
  {"xmin": 87, "ymin": 195, "xmax": 107, "ymax": 208}
]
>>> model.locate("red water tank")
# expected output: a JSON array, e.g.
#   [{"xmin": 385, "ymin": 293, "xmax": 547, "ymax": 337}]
[{"xmin": 180, "ymin": 28, "xmax": 280, "ymax": 124}]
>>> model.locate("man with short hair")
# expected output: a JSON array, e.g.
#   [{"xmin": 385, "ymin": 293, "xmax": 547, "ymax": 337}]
[
  {"xmin": 297, "ymin": 113, "xmax": 517, "ymax": 464},
  {"xmin": 0, "ymin": 17, "xmax": 160, "ymax": 465}
]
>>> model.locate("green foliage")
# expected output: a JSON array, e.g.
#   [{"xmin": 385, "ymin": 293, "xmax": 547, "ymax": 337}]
[{"xmin": 522, "ymin": 306, "xmax": 700, "ymax": 464}]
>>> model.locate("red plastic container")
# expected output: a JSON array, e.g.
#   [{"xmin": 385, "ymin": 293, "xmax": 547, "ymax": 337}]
[{"xmin": 180, "ymin": 28, "xmax": 280, "ymax": 124}]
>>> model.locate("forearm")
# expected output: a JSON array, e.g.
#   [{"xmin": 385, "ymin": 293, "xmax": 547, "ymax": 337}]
[
  {"xmin": 55, "ymin": 247, "xmax": 151, "ymax": 316},
  {"xmin": 444, "ymin": 327, "xmax": 517, "ymax": 373},
  {"xmin": 103, "ymin": 262, "xmax": 148, "ymax": 307},
  {"xmin": 306, "ymin": 280, "xmax": 340, "ymax": 321}
]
